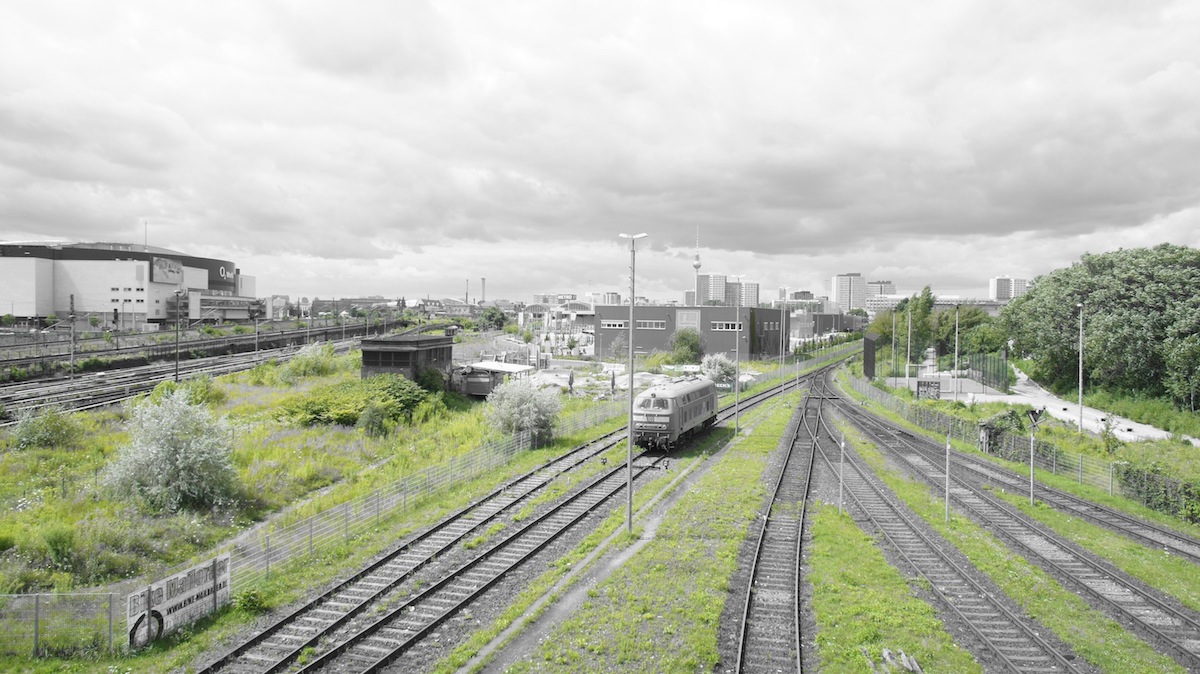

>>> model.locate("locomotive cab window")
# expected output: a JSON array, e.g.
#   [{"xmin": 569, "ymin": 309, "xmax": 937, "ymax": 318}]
[{"xmin": 637, "ymin": 398, "xmax": 671, "ymax": 410}]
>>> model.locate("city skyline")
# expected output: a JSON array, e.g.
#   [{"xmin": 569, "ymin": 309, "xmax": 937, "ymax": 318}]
[{"xmin": 1, "ymin": 2, "xmax": 1197, "ymax": 302}]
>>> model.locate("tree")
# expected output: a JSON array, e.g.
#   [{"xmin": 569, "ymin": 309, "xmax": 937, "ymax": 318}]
[
  {"xmin": 701, "ymin": 353, "xmax": 736, "ymax": 386},
  {"xmin": 0, "ymin": 314, "xmax": 13, "ymax": 327},
  {"xmin": 104, "ymin": 388, "xmax": 238, "ymax": 512},
  {"xmin": 479, "ymin": 307, "xmax": 508, "ymax": 331},
  {"xmin": 485, "ymin": 379, "xmax": 563, "ymax": 446},
  {"xmin": 88, "ymin": 314, "xmax": 101, "ymax": 328},
  {"xmin": 671, "ymin": 327, "xmax": 703, "ymax": 364},
  {"xmin": 1002, "ymin": 244, "xmax": 1200, "ymax": 399}
]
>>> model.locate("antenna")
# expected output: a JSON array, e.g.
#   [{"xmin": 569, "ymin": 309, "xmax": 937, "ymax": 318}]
[{"xmin": 143, "ymin": 218, "xmax": 148, "ymax": 251}]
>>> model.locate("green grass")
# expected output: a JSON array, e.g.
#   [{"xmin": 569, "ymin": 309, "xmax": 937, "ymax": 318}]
[
  {"xmin": 807, "ymin": 503, "xmax": 982, "ymax": 673},
  {"xmin": 3, "ymin": 425, "xmax": 614, "ymax": 673},
  {"xmin": 839, "ymin": 369, "xmax": 1200, "ymax": 541},
  {"xmin": 845, "ymin": 422, "xmax": 1185, "ymax": 673},
  {"xmin": 991, "ymin": 489, "xmax": 1200, "ymax": 613},
  {"xmin": 432, "ymin": 434, "xmax": 712, "ymax": 673},
  {"xmin": 501, "ymin": 394, "xmax": 798, "ymax": 673}
]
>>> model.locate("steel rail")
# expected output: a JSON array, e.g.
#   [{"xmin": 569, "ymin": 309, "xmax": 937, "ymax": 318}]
[
  {"xmin": 292, "ymin": 456, "xmax": 668, "ymax": 674},
  {"xmin": 815, "ymin": 396, "xmax": 1083, "ymax": 672},
  {"xmin": 832, "ymin": 395, "xmax": 1200, "ymax": 671},
  {"xmin": 199, "ymin": 432, "xmax": 628, "ymax": 673},
  {"xmin": 733, "ymin": 383, "xmax": 815, "ymax": 674}
]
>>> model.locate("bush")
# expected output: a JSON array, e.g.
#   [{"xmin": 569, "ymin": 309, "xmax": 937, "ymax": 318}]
[
  {"xmin": 42, "ymin": 525, "xmax": 75, "ymax": 569},
  {"xmin": 284, "ymin": 373, "xmax": 428, "ymax": 429},
  {"xmin": 104, "ymin": 389, "xmax": 238, "ymax": 513},
  {"xmin": 12, "ymin": 405, "xmax": 82, "ymax": 450},
  {"xmin": 416, "ymin": 368, "xmax": 445, "ymax": 393},
  {"xmin": 357, "ymin": 402, "xmax": 396, "ymax": 437},
  {"xmin": 485, "ymin": 379, "xmax": 562, "ymax": 445},
  {"xmin": 701, "ymin": 353, "xmax": 736, "ymax": 385}
]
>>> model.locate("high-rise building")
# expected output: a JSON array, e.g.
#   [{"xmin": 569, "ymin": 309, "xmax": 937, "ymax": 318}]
[
  {"xmin": 696, "ymin": 273, "xmax": 726, "ymax": 306},
  {"xmin": 742, "ymin": 282, "xmax": 760, "ymax": 307},
  {"xmin": 988, "ymin": 276, "xmax": 1028, "ymax": 301},
  {"xmin": 830, "ymin": 273, "xmax": 865, "ymax": 312},
  {"xmin": 865, "ymin": 280, "xmax": 896, "ymax": 297}
]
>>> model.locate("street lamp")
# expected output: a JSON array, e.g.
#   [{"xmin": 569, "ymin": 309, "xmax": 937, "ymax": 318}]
[
  {"xmin": 174, "ymin": 289, "xmax": 183, "ymax": 382},
  {"xmin": 953, "ymin": 304, "xmax": 960, "ymax": 402},
  {"xmin": 891, "ymin": 310, "xmax": 897, "ymax": 383},
  {"xmin": 779, "ymin": 287, "xmax": 788, "ymax": 381},
  {"xmin": 1077, "ymin": 302, "xmax": 1084, "ymax": 435},
  {"xmin": 905, "ymin": 303, "xmax": 913, "ymax": 390},
  {"xmin": 1027, "ymin": 407, "xmax": 1044, "ymax": 506},
  {"xmin": 618, "ymin": 232, "xmax": 646, "ymax": 535},
  {"xmin": 731, "ymin": 274, "xmax": 745, "ymax": 434}
]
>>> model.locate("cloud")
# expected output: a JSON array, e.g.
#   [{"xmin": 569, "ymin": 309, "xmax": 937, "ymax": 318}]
[{"xmin": 1, "ymin": 0, "xmax": 1198, "ymax": 301}]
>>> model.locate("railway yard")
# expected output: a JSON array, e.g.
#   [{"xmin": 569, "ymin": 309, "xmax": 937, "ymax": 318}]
[{"xmin": 2, "ymin": 343, "xmax": 1200, "ymax": 673}]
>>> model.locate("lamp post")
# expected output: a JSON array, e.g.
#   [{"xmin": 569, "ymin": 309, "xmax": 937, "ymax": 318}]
[
  {"xmin": 905, "ymin": 303, "xmax": 912, "ymax": 390},
  {"xmin": 174, "ymin": 289, "xmax": 183, "ymax": 382},
  {"xmin": 891, "ymin": 310, "xmax": 897, "ymax": 383},
  {"xmin": 953, "ymin": 304, "xmax": 960, "ymax": 402},
  {"xmin": 618, "ymin": 232, "xmax": 646, "ymax": 535},
  {"xmin": 1077, "ymin": 302, "xmax": 1084, "ymax": 435},
  {"xmin": 731, "ymin": 274, "xmax": 745, "ymax": 434},
  {"xmin": 68, "ymin": 313, "xmax": 75, "ymax": 380},
  {"xmin": 779, "ymin": 287, "xmax": 788, "ymax": 382},
  {"xmin": 1027, "ymin": 408, "xmax": 1043, "ymax": 506}
]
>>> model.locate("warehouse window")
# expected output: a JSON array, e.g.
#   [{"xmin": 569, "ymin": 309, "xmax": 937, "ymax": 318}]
[
  {"xmin": 601, "ymin": 320, "xmax": 626, "ymax": 329},
  {"xmin": 710, "ymin": 322, "xmax": 742, "ymax": 331},
  {"xmin": 635, "ymin": 320, "xmax": 666, "ymax": 330}
]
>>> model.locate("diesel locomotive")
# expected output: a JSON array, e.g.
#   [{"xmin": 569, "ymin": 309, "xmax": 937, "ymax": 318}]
[{"xmin": 631, "ymin": 376, "xmax": 719, "ymax": 450}]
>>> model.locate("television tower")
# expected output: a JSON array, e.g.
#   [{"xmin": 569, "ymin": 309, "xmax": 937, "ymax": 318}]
[{"xmin": 693, "ymin": 226, "xmax": 702, "ymax": 304}]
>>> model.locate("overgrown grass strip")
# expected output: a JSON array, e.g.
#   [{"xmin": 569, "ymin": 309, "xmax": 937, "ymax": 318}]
[
  {"xmin": 504, "ymin": 395, "xmax": 797, "ymax": 672},
  {"xmin": 807, "ymin": 502, "xmax": 982, "ymax": 672},
  {"xmin": 845, "ymin": 423, "xmax": 1185, "ymax": 673}
]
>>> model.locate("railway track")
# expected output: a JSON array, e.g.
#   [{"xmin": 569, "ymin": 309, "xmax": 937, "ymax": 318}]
[
  {"xmin": 896, "ymin": 429, "xmax": 1200, "ymax": 566},
  {"xmin": 831, "ymin": 390, "xmax": 1200, "ymax": 671},
  {"xmin": 731, "ymin": 384, "xmax": 817, "ymax": 673},
  {"xmin": 814, "ymin": 379, "xmax": 1083, "ymax": 673},
  {"xmin": 197, "ymin": 368, "xmax": 824, "ymax": 673},
  {"xmin": 198, "ymin": 431, "xmax": 628, "ymax": 673},
  {"xmin": 0, "ymin": 340, "xmax": 357, "ymax": 424}
]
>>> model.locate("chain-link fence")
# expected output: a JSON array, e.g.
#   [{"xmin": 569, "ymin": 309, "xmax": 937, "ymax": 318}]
[
  {"xmin": 0, "ymin": 394, "xmax": 632, "ymax": 657},
  {"xmin": 846, "ymin": 376, "xmax": 1198, "ymax": 517}
]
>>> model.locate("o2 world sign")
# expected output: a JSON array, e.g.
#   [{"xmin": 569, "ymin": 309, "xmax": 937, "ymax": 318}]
[{"xmin": 127, "ymin": 553, "xmax": 231, "ymax": 648}]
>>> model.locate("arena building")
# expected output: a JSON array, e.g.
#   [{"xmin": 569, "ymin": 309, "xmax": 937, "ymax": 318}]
[{"xmin": 0, "ymin": 241, "xmax": 258, "ymax": 329}]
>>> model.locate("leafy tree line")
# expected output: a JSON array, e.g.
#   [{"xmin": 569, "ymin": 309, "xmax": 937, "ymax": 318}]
[
  {"xmin": 865, "ymin": 286, "xmax": 1008, "ymax": 372},
  {"xmin": 1001, "ymin": 243, "xmax": 1200, "ymax": 409}
]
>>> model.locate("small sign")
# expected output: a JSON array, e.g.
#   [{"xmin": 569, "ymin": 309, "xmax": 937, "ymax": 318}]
[
  {"xmin": 916, "ymin": 379, "xmax": 941, "ymax": 400},
  {"xmin": 127, "ymin": 553, "xmax": 231, "ymax": 648}
]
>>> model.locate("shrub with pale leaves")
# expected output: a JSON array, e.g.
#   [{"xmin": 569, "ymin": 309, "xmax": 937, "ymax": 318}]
[
  {"xmin": 485, "ymin": 379, "xmax": 562, "ymax": 446},
  {"xmin": 701, "ymin": 353, "xmax": 736, "ymax": 385},
  {"xmin": 104, "ymin": 388, "xmax": 238, "ymax": 513}
]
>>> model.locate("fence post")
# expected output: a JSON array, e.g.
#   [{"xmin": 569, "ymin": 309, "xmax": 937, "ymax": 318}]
[
  {"xmin": 1109, "ymin": 463, "xmax": 1114, "ymax": 495},
  {"xmin": 33, "ymin": 593, "xmax": 39, "ymax": 658},
  {"xmin": 308, "ymin": 518, "xmax": 314, "ymax": 556},
  {"xmin": 344, "ymin": 502, "xmax": 350, "ymax": 543},
  {"xmin": 108, "ymin": 592, "xmax": 114, "ymax": 655},
  {"xmin": 265, "ymin": 533, "xmax": 271, "ymax": 579},
  {"xmin": 1079, "ymin": 455, "xmax": 1083, "ymax": 484}
]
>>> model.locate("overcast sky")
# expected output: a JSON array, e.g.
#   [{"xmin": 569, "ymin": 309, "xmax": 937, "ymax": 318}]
[{"xmin": 2, "ymin": 1, "xmax": 1198, "ymax": 304}]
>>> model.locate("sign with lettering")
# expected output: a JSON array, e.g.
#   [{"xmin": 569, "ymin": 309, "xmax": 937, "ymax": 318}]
[
  {"xmin": 916, "ymin": 379, "xmax": 941, "ymax": 400},
  {"xmin": 127, "ymin": 553, "xmax": 231, "ymax": 647}
]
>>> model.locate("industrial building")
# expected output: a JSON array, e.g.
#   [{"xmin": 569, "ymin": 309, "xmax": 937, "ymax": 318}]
[
  {"xmin": 593, "ymin": 305, "xmax": 788, "ymax": 362},
  {"xmin": 0, "ymin": 241, "xmax": 258, "ymax": 329}
]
